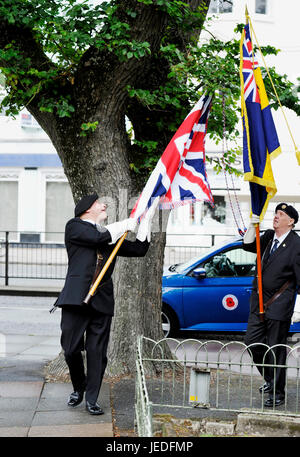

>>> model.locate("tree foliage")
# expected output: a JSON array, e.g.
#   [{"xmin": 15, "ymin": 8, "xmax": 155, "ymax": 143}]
[{"xmin": 0, "ymin": 0, "xmax": 298, "ymax": 179}]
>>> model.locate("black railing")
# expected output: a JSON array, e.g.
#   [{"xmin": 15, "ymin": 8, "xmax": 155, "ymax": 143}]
[
  {"xmin": 0, "ymin": 230, "xmax": 240, "ymax": 285},
  {"xmin": 0, "ymin": 231, "xmax": 67, "ymax": 285}
]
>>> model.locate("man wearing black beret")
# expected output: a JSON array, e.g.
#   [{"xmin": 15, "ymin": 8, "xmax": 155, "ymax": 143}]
[
  {"xmin": 243, "ymin": 203, "xmax": 300, "ymax": 407},
  {"xmin": 52, "ymin": 192, "xmax": 158, "ymax": 415}
]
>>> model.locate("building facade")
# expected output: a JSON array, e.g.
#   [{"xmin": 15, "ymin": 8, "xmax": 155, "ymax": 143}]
[{"xmin": 0, "ymin": 111, "xmax": 73, "ymax": 242}]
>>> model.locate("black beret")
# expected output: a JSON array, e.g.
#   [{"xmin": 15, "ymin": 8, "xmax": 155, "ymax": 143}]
[
  {"xmin": 74, "ymin": 193, "xmax": 99, "ymax": 217},
  {"xmin": 275, "ymin": 203, "xmax": 299, "ymax": 224}
]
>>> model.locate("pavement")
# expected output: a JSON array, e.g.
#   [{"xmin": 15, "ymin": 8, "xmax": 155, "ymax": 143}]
[
  {"xmin": 0, "ymin": 338, "xmax": 116, "ymax": 438},
  {"xmin": 0, "ymin": 379, "xmax": 114, "ymax": 437},
  {"xmin": 0, "ymin": 291, "xmax": 119, "ymax": 438}
]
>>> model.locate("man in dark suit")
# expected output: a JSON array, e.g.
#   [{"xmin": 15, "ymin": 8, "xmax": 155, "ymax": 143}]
[
  {"xmin": 243, "ymin": 203, "xmax": 300, "ymax": 407},
  {"xmin": 53, "ymin": 193, "xmax": 157, "ymax": 415}
]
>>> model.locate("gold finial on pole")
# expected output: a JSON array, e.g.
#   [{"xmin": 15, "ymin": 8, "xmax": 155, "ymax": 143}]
[{"xmin": 245, "ymin": 5, "xmax": 249, "ymax": 23}]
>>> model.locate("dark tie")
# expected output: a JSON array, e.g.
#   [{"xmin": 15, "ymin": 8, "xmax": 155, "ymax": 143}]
[{"xmin": 270, "ymin": 239, "xmax": 279, "ymax": 256}]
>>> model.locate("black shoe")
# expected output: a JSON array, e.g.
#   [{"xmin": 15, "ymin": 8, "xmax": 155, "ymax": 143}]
[
  {"xmin": 264, "ymin": 395, "xmax": 285, "ymax": 407},
  {"xmin": 86, "ymin": 401, "xmax": 104, "ymax": 415},
  {"xmin": 67, "ymin": 390, "xmax": 84, "ymax": 407},
  {"xmin": 259, "ymin": 382, "xmax": 272, "ymax": 394}
]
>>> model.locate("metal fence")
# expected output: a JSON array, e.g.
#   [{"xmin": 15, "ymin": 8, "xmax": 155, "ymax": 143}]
[
  {"xmin": 135, "ymin": 335, "xmax": 300, "ymax": 437},
  {"xmin": 0, "ymin": 232, "xmax": 68, "ymax": 284},
  {"xmin": 0, "ymin": 231, "xmax": 234, "ymax": 284}
]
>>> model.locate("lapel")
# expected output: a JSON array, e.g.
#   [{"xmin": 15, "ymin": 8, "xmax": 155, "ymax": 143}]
[
  {"xmin": 262, "ymin": 230, "xmax": 293, "ymax": 271},
  {"xmin": 262, "ymin": 239, "xmax": 272, "ymax": 268}
]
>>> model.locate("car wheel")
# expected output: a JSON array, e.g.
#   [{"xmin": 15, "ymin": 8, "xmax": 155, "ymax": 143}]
[{"xmin": 161, "ymin": 305, "xmax": 178, "ymax": 338}]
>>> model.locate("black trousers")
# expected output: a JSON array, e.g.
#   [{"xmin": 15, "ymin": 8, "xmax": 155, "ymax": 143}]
[
  {"xmin": 60, "ymin": 305, "xmax": 112, "ymax": 404},
  {"xmin": 245, "ymin": 312, "xmax": 290, "ymax": 397}
]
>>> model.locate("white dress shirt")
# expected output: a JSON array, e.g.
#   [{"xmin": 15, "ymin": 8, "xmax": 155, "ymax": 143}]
[{"xmin": 271, "ymin": 230, "xmax": 291, "ymax": 250}]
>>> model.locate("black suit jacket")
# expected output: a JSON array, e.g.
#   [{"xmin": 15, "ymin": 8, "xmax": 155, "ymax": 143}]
[
  {"xmin": 55, "ymin": 218, "xmax": 149, "ymax": 315},
  {"xmin": 243, "ymin": 229, "xmax": 300, "ymax": 321}
]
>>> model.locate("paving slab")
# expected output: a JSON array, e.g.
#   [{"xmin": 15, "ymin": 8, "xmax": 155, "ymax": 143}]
[
  {"xmin": 0, "ymin": 346, "xmax": 30, "ymax": 357},
  {"xmin": 0, "ymin": 380, "xmax": 114, "ymax": 437},
  {"xmin": 0, "ymin": 427, "xmax": 29, "ymax": 437},
  {"xmin": 0, "ymin": 397, "xmax": 40, "ymax": 412},
  {"xmin": 13, "ymin": 354, "xmax": 55, "ymax": 362},
  {"xmin": 39, "ymin": 337, "xmax": 61, "ymax": 347},
  {"xmin": 0, "ymin": 381, "xmax": 43, "ymax": 397},
  {"xmin": 0, "ymin": 335, "xmax": 56, "ymax": 358},
  {"xmin": 35, "ymin": 382, "xmax": 111, "ymax": 418},
  {"xmin": 31, "ymin": 409, "xmax": 111, "ymax": 427},
  {"xmin": 28, "ymin": 423, "xmax": 113, "ymax": 437},
  {"xmin": 37, "ymin": 383, "xmax": 77, "ymax": 411},
  {"xmin": 39, "ymin": 382, "xmax": 71, "ymax": 399},
  {"xmin": 3, "ymin": 335, "xmax": 47, "ymax": 344},
  {"xmin": 20, "ymin": 346, "xmax": 60, "ymax": 358},
  {"xmin": 0, "ymin": 411, "xmax": 35, "ymax": 428},
  {"xmin": 0, "ymin": 381, "xmax": 43, "ymax": 428},
  {"xmin": 0, "ymin": 358, "xmax": 45, "ymax": 382}
]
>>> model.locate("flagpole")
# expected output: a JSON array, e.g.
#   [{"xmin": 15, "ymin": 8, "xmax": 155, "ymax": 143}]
[
  {"xmin": 255, "ymin": 223, "xmax": 265, "ymax": 320},
  {"xmin": 248, "ymin": 5, "xmax": 264, "ymax": 320},
  {"xmin": 83, "ymin": 231, "xmax": 128, "ymax": 305}
]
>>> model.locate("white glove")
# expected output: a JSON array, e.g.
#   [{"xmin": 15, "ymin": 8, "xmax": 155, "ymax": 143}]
[
  {"xmin": 292, "ymin": 295, "xmax": 300, "ymax": 324},
  {"xmin": 136, "ymin": 197, "xmax": 160, "ymax": 242},
  {"xmin": 251, "ymin": 214, "xmax": 260, "ymax": 224},
  {"xmin": 292, "ymin": 311, "xmax": 300, "ymax": 324},
  {"xmin": 243, "ymin": 214, "xmax": 260, "ymax": 244},
  {"xmin": 105, "ymin": 218, "xmax": 137, "ymax": 244}
]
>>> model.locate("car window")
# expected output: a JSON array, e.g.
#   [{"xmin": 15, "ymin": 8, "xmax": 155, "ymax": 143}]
[
  {"xmin": 199, "ymin": 247, "xmax": 257, "ymax": 278},
  {"xmin": 175, "ymin": 238, "xmax": 243, "ymax": 274}
]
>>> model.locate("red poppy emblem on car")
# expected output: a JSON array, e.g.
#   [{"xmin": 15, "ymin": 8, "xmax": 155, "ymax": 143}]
[{"xmin": 222, "ymin": 294, "xmax": 238, "ymax": 311}]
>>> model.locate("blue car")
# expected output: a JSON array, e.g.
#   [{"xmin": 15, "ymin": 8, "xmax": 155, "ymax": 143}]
[{"xmin": 162, "ymin": 237, "xmax": 300, "ymax": 336}]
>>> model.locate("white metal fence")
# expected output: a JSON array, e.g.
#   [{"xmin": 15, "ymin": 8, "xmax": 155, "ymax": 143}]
[{"xmin": 135, "ymin": 335, "xmax": 300, "ymax": 437}]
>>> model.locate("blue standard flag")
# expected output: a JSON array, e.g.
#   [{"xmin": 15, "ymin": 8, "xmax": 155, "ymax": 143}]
[{"xmin": 240, "ymin": 23, "xmax": 281, "ymax": 220}]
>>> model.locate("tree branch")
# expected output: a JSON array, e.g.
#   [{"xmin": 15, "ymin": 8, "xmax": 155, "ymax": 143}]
[{"xmin": 0, "ymin": 20, "xmax": 52, "ymax": 70}]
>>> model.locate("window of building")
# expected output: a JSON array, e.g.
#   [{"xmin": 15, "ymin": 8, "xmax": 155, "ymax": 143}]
[
  {"xmin": 209, "ymin": 0, "xmax": 233, "ymax": 14},
  {"xmin": 45, "ymin": 182, "xmax": 74, "ymax": 242},
  {"xmin": 189, "ymin": 203, "xmax": 196, "ymax": 225},
  {"xmin": 255, "ymin": 0, "xmax": 268, "ymax": 14},
  {"xmin": 202, "ymin": 196, "xmax": 226, "ymax": 225},
  {"xmin": 0, "ymin": 181, "xmax": 18, "ymax": 234}
]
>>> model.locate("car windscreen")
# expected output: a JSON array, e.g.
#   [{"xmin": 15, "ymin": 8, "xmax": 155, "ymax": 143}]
[{"xmin": 175, "ymin": 239, "xmax": 242, "ymax": 274}]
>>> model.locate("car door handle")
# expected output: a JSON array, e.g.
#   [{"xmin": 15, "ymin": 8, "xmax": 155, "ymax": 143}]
[{"xmin": 246, "ymin": 288, "xmax": 253, "ymax": 293}]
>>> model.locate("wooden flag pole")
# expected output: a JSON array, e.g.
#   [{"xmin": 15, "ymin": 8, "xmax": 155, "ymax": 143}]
[
  {"xmin": 255, "ymin": 223, "xmax": 264, "ymax": 321},
  {"xmin": 83, "ymin": 231, "xmax": 128, "ymax": 305}
]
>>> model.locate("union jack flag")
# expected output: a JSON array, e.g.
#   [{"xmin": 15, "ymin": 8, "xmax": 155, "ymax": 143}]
[
  {"xmin": 130, "ymin": 94, "xmax": 214, "ymax": 221},
  {"xmin": 242, "ymin": 27, "xmax": 260, "ymax": 103}
]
